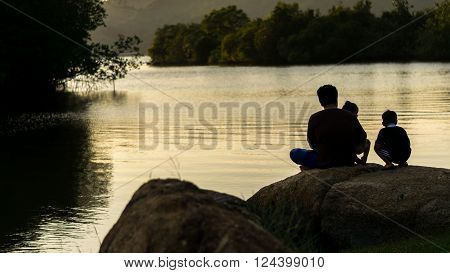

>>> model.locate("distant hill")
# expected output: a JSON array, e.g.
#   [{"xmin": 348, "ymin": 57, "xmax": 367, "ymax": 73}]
[{"xmin": 93, "ymin": 0, "xmax": 441, "ymax": 52}]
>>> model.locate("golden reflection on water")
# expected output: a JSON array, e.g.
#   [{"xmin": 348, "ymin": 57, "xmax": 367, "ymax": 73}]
[{"xmin": 1, "ymin": 63, "xmax": 449, "ymax": 252}]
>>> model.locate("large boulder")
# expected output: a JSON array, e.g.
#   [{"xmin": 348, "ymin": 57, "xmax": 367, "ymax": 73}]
[
  {"xmin": 248, "ymin": 165, "xmax": 450, "ymax": 251},
  {"xmin": 247, "ymin": 164, "xmax": 382, "ymax": 251},
  {"xmin": 321, "ymin": 166, "xmax": 450, "ymax": 249},
  {"xmin": 100, "ymin": 179, "xmax": 290, "ymax": 253}
]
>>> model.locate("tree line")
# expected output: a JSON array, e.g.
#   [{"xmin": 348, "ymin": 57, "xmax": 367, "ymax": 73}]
[
  {"xmin": 0, "ymin": 0, "xmax": 140, "ymax": 102},
  {"xmin": 148, "ymin": 0, "xmax": 450, "ymax": 66}
]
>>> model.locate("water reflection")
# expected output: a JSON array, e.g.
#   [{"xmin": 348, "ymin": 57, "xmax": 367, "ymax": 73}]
[
  {"xmin": 0, "ymin": 63, "xmax": 449, "ymax": 253},
  {"xmin": 0, "ymin": 113, "xmax": 112, "ymax": 252}
]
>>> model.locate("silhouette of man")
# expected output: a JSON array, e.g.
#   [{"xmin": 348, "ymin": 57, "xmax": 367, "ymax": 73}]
[{"xmin": 290, "ymin": 85, "xmax": 367, "ymax": 169}]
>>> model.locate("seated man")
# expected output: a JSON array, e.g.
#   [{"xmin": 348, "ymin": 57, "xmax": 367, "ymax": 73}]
[{"xmin": 290, "ymin": 85, "xmax": 367, "ymax": 169}]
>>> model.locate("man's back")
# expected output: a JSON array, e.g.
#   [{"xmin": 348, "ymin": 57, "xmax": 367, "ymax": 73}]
[{"xmin": 307, "ymin": 108, "xmax": 367, "ymax": 168}]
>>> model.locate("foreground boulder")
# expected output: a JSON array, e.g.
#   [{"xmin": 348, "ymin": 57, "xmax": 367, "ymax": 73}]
[
  {"xmin": 248, "ymin": 165, "xmax": 450, "ymax": 251},
  {"xmin": 321, "ymin": 166, "xmax": 450, "ymax": 249},
  {"xmin": 100, "ymin": 179, "xmax": 289, "ymax": 253},
  {"xmin": 247, "ymin": 164, "xmax": 382, "ymax": 251}
]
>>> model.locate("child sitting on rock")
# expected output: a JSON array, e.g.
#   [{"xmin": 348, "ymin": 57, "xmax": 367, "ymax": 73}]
[
  {"xmin": 342, "ymin": 101, "xmax": 371, "ymax": 165},
  {"xmin": 375, "ymin": 110, "xmax": 411, "ymax": 170}
]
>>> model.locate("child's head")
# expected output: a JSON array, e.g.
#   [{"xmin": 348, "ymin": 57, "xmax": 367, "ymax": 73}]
[
  {"xmin": 343, "ymin": 101, "xmax": 359, "ymax": 116},
  {"xmin": 382, "ymin": 110, "xmax": 398, "ymax": 126}
]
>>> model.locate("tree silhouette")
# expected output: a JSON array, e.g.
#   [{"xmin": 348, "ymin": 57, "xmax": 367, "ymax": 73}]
[
  {"xmin": 149, "ymin": 0, "xmax": 450, "ymax": 66},
  {"xmin": 0, "ymin": 0, "xmax": 140, "ymax": 101}
]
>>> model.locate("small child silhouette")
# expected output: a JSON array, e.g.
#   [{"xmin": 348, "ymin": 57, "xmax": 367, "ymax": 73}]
[
  {"xmin": 374, "ymin": 110, "xmax": 411, "ymax": 170},
  {"xmin": 342, "ymin": 101, "xmax": 371, "ymax": 165}
]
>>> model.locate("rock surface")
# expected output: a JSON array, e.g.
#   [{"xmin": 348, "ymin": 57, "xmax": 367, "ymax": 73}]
[
  {"xmin": 321, "ymin": 166, "xmax": 450, "ymax": 249},
  {"xmin": 248, "ymin": 165, "xmax": 450, "ymax": 251},
  {"xmin": 100, "ymin": 179, "xmax": 289, "ymax": 253}
]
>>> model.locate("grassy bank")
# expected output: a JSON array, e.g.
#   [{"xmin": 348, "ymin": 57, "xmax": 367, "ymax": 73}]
[{"xmin": 347, "ymin": 232, "xmax": 450, "ymax": 253}]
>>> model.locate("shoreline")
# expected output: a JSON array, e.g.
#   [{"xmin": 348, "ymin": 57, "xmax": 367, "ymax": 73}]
[{"xmin": 147, "ymin": 60, "xmax": 450, "ymax": 68}]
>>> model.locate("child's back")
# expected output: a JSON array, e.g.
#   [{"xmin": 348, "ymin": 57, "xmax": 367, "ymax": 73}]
[
  {"xmin": 376, "ymin": 125, "xmax": 411, "ymax": 162},
  {"xmin": 375, "ymin": 110, "xmax": 411, "ymax": 169},
  {"xmin": 343, "ymin": 101, "xmax": 370, "ymax": 164}
]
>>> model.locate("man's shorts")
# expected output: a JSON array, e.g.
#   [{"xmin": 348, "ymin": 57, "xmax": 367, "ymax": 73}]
[{"xmin": 290, "ymin": 148, "xmax": 318, "ymax": 168}]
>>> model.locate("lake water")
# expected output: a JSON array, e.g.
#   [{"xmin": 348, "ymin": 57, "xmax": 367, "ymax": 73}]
[{"xmin": 1, "ymin": 63, "xmax": 449, "ymax": 252}]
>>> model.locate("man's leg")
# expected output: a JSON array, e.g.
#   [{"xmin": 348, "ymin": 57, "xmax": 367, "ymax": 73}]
[{"xmin": 290, "ymin": 148, "xmax": 318, "ymax": 169}]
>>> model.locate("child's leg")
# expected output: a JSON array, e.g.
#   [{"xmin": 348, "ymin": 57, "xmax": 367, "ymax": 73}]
[
  {"xmin": 374, "ymin": 144, "xmax": 394, "ymax": 168},
  {"xmin": 395, "ymin": 148, "xmax": 411, "ymax": 167},
  {"xmin": 354, "ymin": 139, "xmax": 371, "ymax": 165},
  {"xmin": 360, "ymin": 139, "xmax": 371, "ymax": 164}
]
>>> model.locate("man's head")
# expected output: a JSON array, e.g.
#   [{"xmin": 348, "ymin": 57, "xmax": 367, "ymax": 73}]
[
  {"xmin": 317, "ymin": 85, "xmax": 338, "ymax": 108},
  {"xmin": 382, "ymin": 110, "xmax": 398, "ymax": 126},
  {"xmin": 343, "ymin": 101, "xmax": 359, "ymax": 116}
]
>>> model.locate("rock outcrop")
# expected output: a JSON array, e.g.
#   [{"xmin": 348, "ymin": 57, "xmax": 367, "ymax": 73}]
[
  {"xmin": 101, "ymin": 165, "xmax": 450, "ymax": 253},
  {"xmin": 100, "ymin": 179, "xmax": 289, "ymax": 253},
  {"xmin": 321, "ymin": 166, "xmax": 450, "ymax": 249},
  {"xmin": 248, "ymin": 165, "xmax": 450, "ymax": 251}
]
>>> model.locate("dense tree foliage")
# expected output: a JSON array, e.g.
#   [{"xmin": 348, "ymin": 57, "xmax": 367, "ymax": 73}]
[
  {"xmin": 0, "ymin": 0, "xmax": 141, "ymax": 97},
  {"xmin": 149, "ymin": 24, "xmax": 215, "ymax": 66},
  {"xmin": 416, "ymin": 0, "xmax": 450, "ymax": 60},
  {"xmin": 149, "ymin": 6, "xmax": 249, "ymax": 65},
  {"xmin": 148, "ymin": 0, "xmax": 450, "ymax": 66}
]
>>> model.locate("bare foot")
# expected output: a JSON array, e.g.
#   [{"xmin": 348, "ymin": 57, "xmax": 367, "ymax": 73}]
[
  {"xmin": 360, "ymin": 155, "xmax": 368, "ymax": 165},
  {"xmin": 399, "ymin": 162, "xmax": 409, "ymax": 168},
  {"xmin": 356, "ymin": 158, "xmax": 367, "ymax": 165},
  {"xmin": 383, "ymin": 163, "xmax": 396, "ymax": 170}
]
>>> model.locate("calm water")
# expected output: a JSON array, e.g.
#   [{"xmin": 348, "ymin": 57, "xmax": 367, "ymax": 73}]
[{"xmin": 1, "ymin": 63, "xmax": 449, "ymax": 252}]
